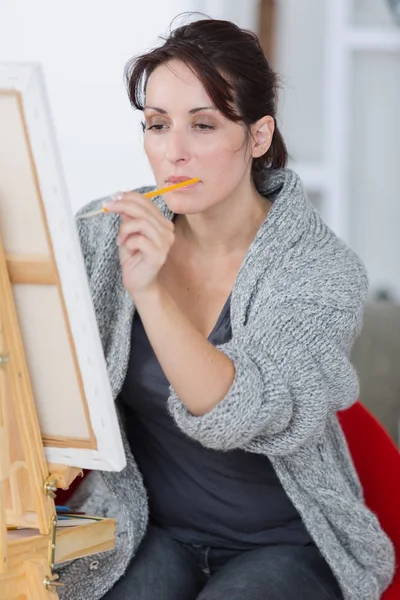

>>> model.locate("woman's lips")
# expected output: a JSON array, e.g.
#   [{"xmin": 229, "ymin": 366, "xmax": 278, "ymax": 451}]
[
  {"xmin": 166, "ymin": 176, "xmax": 193, "ymax": 183},
  {"xmin": 166, "ymin": 177, "xmax": 201, "ymax": 190}
]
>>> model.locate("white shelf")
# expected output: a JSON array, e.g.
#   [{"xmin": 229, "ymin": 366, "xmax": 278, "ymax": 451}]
[{"xmin": 346, "ymin": 28, "xmax": 400, "ymax": 52}]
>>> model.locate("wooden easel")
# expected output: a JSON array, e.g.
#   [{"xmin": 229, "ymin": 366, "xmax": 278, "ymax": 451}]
[{"xmin": 0, "ymin": 232, "xmax": 116, "ymax": 599}]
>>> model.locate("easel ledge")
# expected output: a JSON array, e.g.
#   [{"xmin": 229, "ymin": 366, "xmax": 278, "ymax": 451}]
[{"xmin": 4, "ymin": 518, "xmax": 115, "ymax": 597}]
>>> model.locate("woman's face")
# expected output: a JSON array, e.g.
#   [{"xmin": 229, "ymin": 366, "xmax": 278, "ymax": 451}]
[{"xmin": 143, "ymin": 60, "xmax": 256, "ymax": 215}]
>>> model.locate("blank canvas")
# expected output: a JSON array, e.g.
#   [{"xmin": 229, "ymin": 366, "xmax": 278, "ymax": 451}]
[{"xmin": 0, "ymin": 63, "xmax": 125, "ymax": 472}]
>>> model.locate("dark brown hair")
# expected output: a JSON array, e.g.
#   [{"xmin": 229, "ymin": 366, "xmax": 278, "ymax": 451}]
[{"xmin": 124, "ymin": 17, "xmax": 288, "ymax": 185}]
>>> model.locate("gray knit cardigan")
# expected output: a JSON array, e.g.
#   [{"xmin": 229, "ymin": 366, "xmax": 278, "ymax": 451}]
[{"xmin": 58, "ymin": 168, "xmax": 395, "ymax": 600}]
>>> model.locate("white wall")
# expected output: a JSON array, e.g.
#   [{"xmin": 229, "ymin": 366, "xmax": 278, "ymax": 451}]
[
  {"xmin": 0, "ymin": 0, "xmax": 198, "ymax": 211},
  {"xmin": 1, "ymin": 0, "xmax": 399, "ymax": 297},
  {"xmin": 274, "ymin": 0, "xmax": 326, "ymax": 165},
  {"xmin": 200, "ymin": 0, "xmax": 260, "ymax": 31}
]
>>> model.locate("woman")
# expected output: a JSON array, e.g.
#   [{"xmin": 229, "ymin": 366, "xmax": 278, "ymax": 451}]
[{"xmin": 59, "ymin": 17, "xmax": 394, "ymax": 600}]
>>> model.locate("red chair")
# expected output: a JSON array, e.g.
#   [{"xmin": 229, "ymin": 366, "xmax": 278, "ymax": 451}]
[
  {"xmin": 338, "ymin": 401, "xmax": 400, "ymax": 599},
  {"xmin": 55, "ymin": 471, "xmax": 88, "ymax": 506}
]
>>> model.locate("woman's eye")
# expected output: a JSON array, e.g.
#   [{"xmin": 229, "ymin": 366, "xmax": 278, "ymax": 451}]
[
  {"xmin": 141, "ymin": 121, "xmax": 215, "ymax": 132},
  {"xmin": 147, "ymin": 123, "xmax": 167, "ymax": 131},
  {"xmin": 194, "ymin": 123, "xmax": 215, "ymax": 131}
]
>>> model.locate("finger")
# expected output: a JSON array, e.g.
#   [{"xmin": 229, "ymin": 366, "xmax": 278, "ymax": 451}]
[
  {"xmin": 108, "ymin": 201, "xmax": 174, "ymax": 240},
  {"xmin": 116, "ymin": 190, "xmax": 169, "ymax": 216},
  {"xmin": 118, "ymin": 217, "xmax": 173, "ymax": 248},
  {"xmin": 119, "ymin": 214, "xmax": 130, "ymax": 226},
  {"xmin": 123, "ymin": 234, "xmax": 161, "ymax": 262},
  {"xmin": 118, "ymin": 243, "xmax": 141, "ymax": 267},
  {"xmin": 105, "ymin": 194, "xmax": 174, "ymax": 231},
  {"xmin": 118, "ymin": 218, "xmax": 157, "ymax": 247},
  {"xmin": 105, "ymin": 199, "xmax": 154, "ymax": 220},
  {"xmin": 118, "ymin": 216, "xmax": 172, "ymax": 244},
  {"xmin": 118, "ymin": 242, "xmax": 133, "ymax": 265}
]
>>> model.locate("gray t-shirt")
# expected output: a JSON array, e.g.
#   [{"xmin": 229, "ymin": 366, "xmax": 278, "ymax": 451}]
[{"xmin": 120, "ymin": 296, "xmax": 313, "ymax": 549}]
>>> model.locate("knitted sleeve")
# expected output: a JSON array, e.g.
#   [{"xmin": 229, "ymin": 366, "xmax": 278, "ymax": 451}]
[
  {"xmin": 74, "ymin": 198, "xmax": 106, "ymax": 279},
  {"xmin": 168, "ymin": 258, "xmax": 368, "ymax": 455}
]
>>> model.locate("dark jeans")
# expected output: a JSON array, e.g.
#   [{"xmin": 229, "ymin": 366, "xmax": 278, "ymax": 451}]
[{"xmin": 103, "ymin": 525, "xmax": 344, "ymax": 600}]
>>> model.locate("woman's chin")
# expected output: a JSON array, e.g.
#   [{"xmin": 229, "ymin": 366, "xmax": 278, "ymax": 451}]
[{"xmin": 164, "ymin": 196, "xmax": 206, "ymax": 216}]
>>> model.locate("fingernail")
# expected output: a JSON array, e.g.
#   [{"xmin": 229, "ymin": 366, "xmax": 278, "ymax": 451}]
[{"xmin": 111, "ymin": 191, "xmax": 124, "ymax": 202}]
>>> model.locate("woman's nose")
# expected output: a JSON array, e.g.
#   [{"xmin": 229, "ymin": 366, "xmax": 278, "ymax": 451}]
[{"xmin": 165, "ymin": 130, "xmax": 190, "ymax": 164}]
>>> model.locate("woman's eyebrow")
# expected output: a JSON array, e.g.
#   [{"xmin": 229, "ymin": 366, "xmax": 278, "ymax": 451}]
[{"xmin": 144, "ymin": 106, "xmax": 215, "ymax": 114}]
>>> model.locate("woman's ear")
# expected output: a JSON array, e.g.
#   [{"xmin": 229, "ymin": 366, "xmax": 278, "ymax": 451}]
[{"xmin": 251, "ymin": 115, "xmax": 275, "ymax": 158}]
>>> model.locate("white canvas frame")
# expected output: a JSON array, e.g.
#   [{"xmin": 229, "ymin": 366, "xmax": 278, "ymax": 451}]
[{"xmin": 0, "ymin": 62, "xmax": 126, "ymax": 472}]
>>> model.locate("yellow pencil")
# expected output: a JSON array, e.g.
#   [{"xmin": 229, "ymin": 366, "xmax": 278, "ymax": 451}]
[
  {"xmin": 77, "ymin": 178, "xmax": 200, "ymax": 220},
  {"xmin": 142, "ymin": 178, "xmax": 200, "ymax": 199}
]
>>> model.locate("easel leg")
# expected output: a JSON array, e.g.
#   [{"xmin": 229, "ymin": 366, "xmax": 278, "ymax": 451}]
[
  {"xmin": 0, "ymin": 480, "xmax": 7, "ymax": 574},
  {"xmin": 0, "ymin": 322, "xmax": 10, "ymax": 574},
  {"xmin": 25, "ymin": 556, "xmax": 60, "ymax": 600}
]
